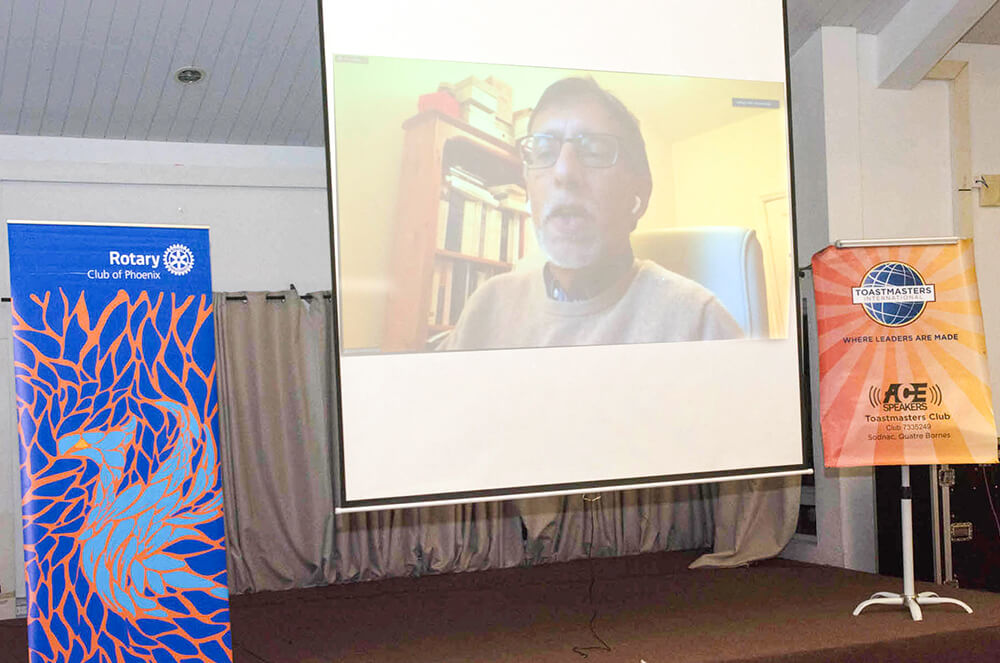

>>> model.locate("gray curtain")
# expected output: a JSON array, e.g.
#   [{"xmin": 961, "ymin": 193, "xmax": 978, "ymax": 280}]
[
  {"xmin": 214, "ymin": 291, "xmax": 800, "ymax": 594},
  {"xmin": 215, "ymin": 291, "xmax": 338, "ymax": 592}
]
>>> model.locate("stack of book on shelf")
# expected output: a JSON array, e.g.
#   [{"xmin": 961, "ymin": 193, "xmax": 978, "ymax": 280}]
[
  {"xmin": 452, "ymin": 76, "xmax": 522, "ymax": 144},
  {"xmin": 429, "ymin": 167, "xmax": 531, "ymax": 329}
]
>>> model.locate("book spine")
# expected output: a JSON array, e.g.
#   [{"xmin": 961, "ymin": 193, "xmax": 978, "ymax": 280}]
[
  {"xmin": 460, "ymin": 199, "xmax": 482, "ymax": 256},
  {"xmin": 516, "ymin": 215, "xmax": 526, "ymax": 261},
  {"xmin": 436, "ymin": 194, "xmax": 449, "ymax": 250},
  {"xmin": 441, "ymin": 265, "xmax": 453, "ymax": 325},
  {"xmin": 429, "ymin": 266, "xmax": 442, "ymax": 325},
  {"xmin": 478, "ymin": 204, "xmax": 488, "ymax": 257},
  {"xmin": 483, "ymin": 205, "xmax": 502, "ymax": 262},
  {"xmin": 444, "ymin": 190, "xmax": 464, "ymax": 252},
  {"xmin": 499, "ymin": 211, "xmax": 511, "ymax": 263}
]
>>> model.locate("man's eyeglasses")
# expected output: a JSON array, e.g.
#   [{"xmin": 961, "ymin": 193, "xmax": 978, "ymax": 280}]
[{"xmin": 516, "ymin": 133, "xmax": 621, "ymax": 169}]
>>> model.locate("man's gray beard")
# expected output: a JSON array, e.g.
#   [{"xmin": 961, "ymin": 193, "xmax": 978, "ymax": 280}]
[{"xmin": 534, "ymin": 223, "xmax": 602, "ymax": 270}]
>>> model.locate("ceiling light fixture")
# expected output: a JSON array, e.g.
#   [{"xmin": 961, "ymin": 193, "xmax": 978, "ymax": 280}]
[{"xmin": 175, "ymin": 67, "xmax": 207, "ymax": 84}]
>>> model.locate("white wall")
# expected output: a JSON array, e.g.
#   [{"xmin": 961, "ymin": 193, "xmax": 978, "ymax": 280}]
[
  {"xmin": 783, "ymin": 27, "xmax": 954, "ymax": 573},
  {"xmin": 942, "ymin": 42, "xmax": 1000, "ymax": 425},
  {"xmin": 789, "ymin": 31, "xmax": 830, "ymax": 268},
  {"xmin": 0, "ymin": 136, "xmax": 331, "ymax": 294},
  {"xmin": 857, "ymin": 38, "xmax": 953, "ymax": 239},
  {"xmin": 0, "ymin": 135, "xmax": 330, "ymax": 603}
]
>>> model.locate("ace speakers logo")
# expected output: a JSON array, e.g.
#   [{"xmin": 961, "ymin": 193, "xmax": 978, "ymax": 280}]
[
  {"xmin": 851, "ymin": 261, "xmax": 936, "ymax": 327},
  {"xmin": 868, "ymin": 382, "xmax": 943, "ymax": 411}
]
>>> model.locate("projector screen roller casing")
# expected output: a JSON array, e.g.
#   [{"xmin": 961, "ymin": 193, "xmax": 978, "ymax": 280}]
[{"xmin": 319, "ymin": 0, "xmax": 810, "ymax": 510}]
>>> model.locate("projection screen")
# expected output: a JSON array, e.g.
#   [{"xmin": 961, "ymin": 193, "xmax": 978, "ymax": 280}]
[{"xmin": 320, "ymin": 0, "xmax": 810, "ymax": 511}]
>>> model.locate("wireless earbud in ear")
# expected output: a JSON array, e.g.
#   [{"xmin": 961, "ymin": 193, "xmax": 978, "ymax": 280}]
[{"xmin": 631, "ymin": 195, "xmax": 642, "ymax": 215}]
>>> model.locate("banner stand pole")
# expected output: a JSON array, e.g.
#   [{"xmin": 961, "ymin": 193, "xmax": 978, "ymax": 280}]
[{"xmin": 853, "ymin": 466, "xmax": 973, "ymax": 621}]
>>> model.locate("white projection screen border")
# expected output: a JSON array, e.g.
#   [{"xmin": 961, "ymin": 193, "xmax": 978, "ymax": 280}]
[{"xmin": 318, "ymin": 0, "xmax": 813, "ymax": 511}]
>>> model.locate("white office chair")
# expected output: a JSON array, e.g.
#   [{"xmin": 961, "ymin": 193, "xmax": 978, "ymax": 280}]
[{"xmin": 631, "ymin": 226, "xmax": 770, "ymax": 338}]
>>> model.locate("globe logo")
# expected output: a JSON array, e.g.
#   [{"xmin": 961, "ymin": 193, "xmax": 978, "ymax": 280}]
[{"xmin": 856, "ymin": 262, "xmax": 930, "ymax": 327}]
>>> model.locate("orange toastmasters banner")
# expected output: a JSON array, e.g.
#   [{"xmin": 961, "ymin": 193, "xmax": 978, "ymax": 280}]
[{"xmin": 812, "ymin": 241, "xmax": 997, "ymax": 467}]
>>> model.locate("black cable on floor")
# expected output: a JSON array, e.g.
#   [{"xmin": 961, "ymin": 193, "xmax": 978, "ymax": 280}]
[{"xmin": 572, "ymin": 494, "xmax": 612, "ymax": 658}]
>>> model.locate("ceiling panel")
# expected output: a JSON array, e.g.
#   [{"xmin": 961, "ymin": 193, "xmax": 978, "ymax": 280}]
[
  {"xmin": 785, "ymin": 0, "xmax": 841, "ymax": 53},
  {"xmin": 274, "ymin": 68, "xmax": 321, "ymax": 146},
  {"xmin": 83, "ymin": 0, "xmax": 144, "ymax": 139},
  {"xmin": 2, "ymin": 0, "xmax": 998, "ymax": 148},
  {"xmin": 821, "ymin": 0, "xmax": 871, "ymax": 27},
  {"xmin": 63, "ymin": 0, "xmax": 120, "ymax": 137},
  {"xmin": 962, "ymin": 3, "xmax": 1000, "ymax": 44},
  {"xmin": 0, "ymin": 0, "xmax": 326, "ymax": 147},
  {"xmin": 853, "ymin": 0, "xmax": 907, "ymax": 34},
  {"xmin": 287, "ymin": 69, "xmax": 322, "ymax": 147},
  {"xmin": 145, "ymin": 0, "xmax": 210, "ymax": 141},
  {"xmin": 38, "ymin": 2, "xmax": 87, "ymax": 134},
  {"xmin": 183, "ymin": 0, "xmax": 260, "ymax": 143},
  {"xmin": 226, "ymin": 0, "xmax": 308, "ymax": 144},
  {"xmin": 807, "ymin": 0, "xmax": 843, "ymax": 27},
  {"xmin": 785, "ymin": 0, "xmax": 911, "ymax": 54},
  {"xmin": 305, "ymin": 99, "xmax": 324, "ymax": 147},
  {"xmin": 244, "ymin": 0, "xmax": 320, "ymax": 145},
  {"xmin": 123, "ymin": 0, "xmax": 193, "ymax": 140},
  {"xmin": 100, "ymin": 1, "xmax": 158, "ymax": 139},
  {"xmin": 0, "ymin": 0, "xmax": 38, "ymax": 135},
  {"xmin": 17, "ymin": 0, "xmax": 62, "ymax": 135},
  {"xmin": 166, "ymin": 0, "xmax": 241, "ymax": 143},
  {"xmin": 203, "ymin": 0, "xmax": 287, "ymax": 144}
]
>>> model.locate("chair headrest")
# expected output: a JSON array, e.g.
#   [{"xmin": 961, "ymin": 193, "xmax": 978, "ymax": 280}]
[{"xmin": 631, "ymin": 226, "xmax": 769, "ymax": 338}]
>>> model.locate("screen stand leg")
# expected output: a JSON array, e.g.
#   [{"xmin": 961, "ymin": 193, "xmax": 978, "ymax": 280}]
[{"xmin": 853, "ymin": 465, "xmax": 973, "ymax": 621}]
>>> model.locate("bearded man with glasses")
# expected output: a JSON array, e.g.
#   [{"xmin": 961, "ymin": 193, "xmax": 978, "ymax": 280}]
[{"xmin": 439, "ymin": 77, "xmax": 742, "ymax": 351}]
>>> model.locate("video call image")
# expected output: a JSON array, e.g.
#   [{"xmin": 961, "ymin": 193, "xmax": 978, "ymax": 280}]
[{"xmin": 331, "ymin": 55, "xmax": 794, "ymax": 355}]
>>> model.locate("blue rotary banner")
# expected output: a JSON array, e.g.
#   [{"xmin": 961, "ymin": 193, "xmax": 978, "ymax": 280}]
[{"xmin": 8, "ymin": 221, "xmax": 231, "ymax": 662}]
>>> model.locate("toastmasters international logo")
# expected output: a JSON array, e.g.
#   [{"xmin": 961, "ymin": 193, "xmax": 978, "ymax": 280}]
[{"xmin": 851, "ymin": 261, "xmax": 935, "ymax": 327}]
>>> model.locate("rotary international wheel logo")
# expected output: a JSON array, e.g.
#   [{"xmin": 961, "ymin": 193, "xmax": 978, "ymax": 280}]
[{"xmin": 163, "ymin": 244, "xmax": 195, "ymax": 276}]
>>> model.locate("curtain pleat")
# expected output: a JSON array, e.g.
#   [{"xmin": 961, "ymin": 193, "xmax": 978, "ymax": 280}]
[
  {"xmin": 214, "ymin": 291, "xmax": 799, "ymax": 594},
  {"xmin": 215, "ymin": 292, "xmax": 338, "ymax": 593}
]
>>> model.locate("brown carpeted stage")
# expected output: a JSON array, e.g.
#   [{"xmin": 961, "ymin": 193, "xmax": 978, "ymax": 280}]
[{"xmin": 3, "ymin": 550, "xmax": 1000, "ymax": 662}]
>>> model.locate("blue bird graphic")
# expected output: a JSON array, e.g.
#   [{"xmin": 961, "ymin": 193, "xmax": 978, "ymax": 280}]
[{"xmin": 55, "ymin": 399, "xmax": 229, "ymax": 619}]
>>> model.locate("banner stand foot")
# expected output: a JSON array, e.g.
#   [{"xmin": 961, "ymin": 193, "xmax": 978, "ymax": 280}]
[
  {"xmin": 853, "ymin": 591, "xmax": 972, "ymax": 622},
  {"xmin": 853, "ymin": 466, "xmax": 973, "ymax": 621}
]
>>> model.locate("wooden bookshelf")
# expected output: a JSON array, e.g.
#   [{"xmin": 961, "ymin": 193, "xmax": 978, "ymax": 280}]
[
  {"xmin": 381, "ymin": 110, "xmax": 530, "ymax": 351},
  {"xmin": 434, "ymin": 248, "xmax": 512, "ymax": 269}
]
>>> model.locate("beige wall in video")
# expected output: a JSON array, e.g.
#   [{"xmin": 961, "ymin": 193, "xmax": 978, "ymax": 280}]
[{"xmin": 671, "ymin": 111, "xmax": 791, "ymax": 337}]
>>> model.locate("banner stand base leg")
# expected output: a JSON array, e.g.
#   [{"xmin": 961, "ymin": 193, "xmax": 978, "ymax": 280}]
[
  {"xmin": 853, "ymin": 591, "xmax": 972, "ymax": 622},
  {"xmin": 852, "ymin": 466, "xmax": 973, "ymax": 622}
]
